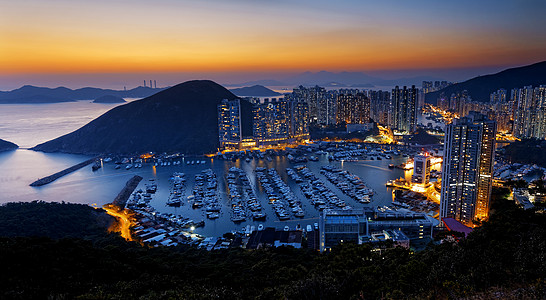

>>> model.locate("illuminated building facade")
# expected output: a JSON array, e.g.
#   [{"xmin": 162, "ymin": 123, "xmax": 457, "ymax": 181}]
[
  {"xmin": 288, "ymin": 85, "xmax": 327, "ymax": 124},
  {"xmin": 369, "ymin": 90, "xmax": 391, "ymax": 126},
  {"xmin": 336, "ymin": 92, "xmax": 370, "ymax": 124},
  {"xmin": 252, "ymin": 98, "xmax": 309, "ymax": 146},
  {"xmin": 440, "ymin": 112, "xmax": 496, "ymax": 226},
  {"xmin": 218, "ymin": 99, "xmax": 242, "ymax": 149},
  {"xmin": 390, "ymin": 85, "xmax": 418, "ymax": 132},
  {"xmin": 513, "ymin": 85, "xmax": 546, "ymax": 139},
  {"xmin": 412, "ymin": 154, "xmax": 431, "ymax": 185}
]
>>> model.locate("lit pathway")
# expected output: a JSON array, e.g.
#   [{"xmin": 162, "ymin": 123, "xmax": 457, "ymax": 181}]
[{"xmin": 102, "ymin": 204, "xmax": 133, "ymax": 241}]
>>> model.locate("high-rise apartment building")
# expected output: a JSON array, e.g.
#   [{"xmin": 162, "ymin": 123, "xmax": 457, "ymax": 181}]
[
  {"xmin": 513, "ymin": 85, "xmax": 546, "ymax": 139},
  {"xmin": 391, "ymin": 85, "xmax": 418, "ymax": 132},
  {"xmin": 412, "ymin": 154, "xmax": 431, "ymax": 185},
  {"xmin": 252, "ymin": 98, "xmax": 309, "ymax": 146},
  {"xmin": 440, "ymin": 112, "xmax": 496, "ymax": 226},
  {"xmin": 218, "ymin": 99, "xmax": 242, "ymax": 149},
  {"xmin": 336, "ymin": 92, "xmax": 370, "ymax": 124},
  {"xmin": 369, "ymin": 90, "xmax": 390, "ymax": 126}
]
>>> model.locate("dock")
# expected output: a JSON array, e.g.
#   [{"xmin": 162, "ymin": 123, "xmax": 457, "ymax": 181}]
[
  {"xmin": 29, "ymin": 157, "xmax": 98, "ymax": 187},
  {"xmin": 112, "ymin": 175, "xmax": 143, "ymax": 208}
]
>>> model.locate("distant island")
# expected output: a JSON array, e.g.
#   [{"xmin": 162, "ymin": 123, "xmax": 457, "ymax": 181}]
[
  {"xmin": 0, "ymin": 138, "xmax": 18, "ymax": 152},
  {"xmin": 230, "ymin": 85, "xmax": 282, "ymax": 97},
  {"xmin": 0, "ymin": 85, "xmax": 165, "ymax": 104},
  {"xmin": 93, "ymin": 95, "xmax": 126, "ymax": 103},
  {"xmin": 426, "ymin": 61, "xmax": 546, "ymax": 103},
  {"xmin": 32, "ymin": 80, "xmax": 253, "ymax": 155}
]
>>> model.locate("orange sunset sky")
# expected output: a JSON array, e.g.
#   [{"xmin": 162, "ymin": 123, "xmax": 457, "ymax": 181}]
[{"xmin": 1, "ymin": 0, "xmax": 545, "ymax": 89}]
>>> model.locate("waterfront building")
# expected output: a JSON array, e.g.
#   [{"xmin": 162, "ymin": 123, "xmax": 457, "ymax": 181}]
[
  {"xmin": 252, "ymin": 98, "xmax": 290, "ymax": 144},
  {"xmin": 319, "ymin": 208, "xmax": 434, "ymax": 252},
  {"xmin": 412, "ymin": 154, "xmax": 431, "ymax": 185},
  {"xmin": 252, "ymin": 98, "xmax": 309, "ymax": 146},
  {"xmin": 440, "ymin": 112, "xmax": 497, "ymax": 226},
  {"xmin": 288, "ymin": 98, "xmax": 310, "ymax": 139},
  {"xmin": 218, "ymin": 99, "xmax": 242, "ymax": 149},
  {"xmin": 390, "ymin": 85, "xmax": 418, "ymax": 132}
]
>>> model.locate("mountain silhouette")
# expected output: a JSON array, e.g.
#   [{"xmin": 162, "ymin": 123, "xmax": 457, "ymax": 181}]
[
  {"xmin": 0, "ymin": 85, "xmax": 165, "ymax": 103},
  {"xmin": 32, "ymin": 80, "xmax": 252, "ymax": 155},
  {"xmin": 230, "ymin": 85, "xmax": 282, "ymax": 97}
]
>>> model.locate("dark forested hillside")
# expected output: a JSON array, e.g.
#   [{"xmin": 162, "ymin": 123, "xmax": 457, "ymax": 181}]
[
  {"xmin": 0, "ymin": 201, "xmax": 113, "ymax": 239},
  {"xmin": 0, "ymin": 193, "xmax": 545, "ymax": 299}
]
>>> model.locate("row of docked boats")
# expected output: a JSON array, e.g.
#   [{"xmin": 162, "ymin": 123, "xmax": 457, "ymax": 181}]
[
  {"xmin": 320, "ymin": 165, "xmax": 374, "ymax": 203},
  {"xmin": 226, "ymin": 167, "xmax": 266, "ymax": 222},
  {"xmin": 190, "ymin": 169, "xmax": 222, "ymax": 220},
  {"xmin": 166, "ymin": 172, "xmax": 186, "ymax": 207},
  {"xmin": 292, "ymin": 166, "xmax": 349, "ymax": 210},
  {"xmin": 256, "ymin": 167, "xmax": 305, "ymax": 220}
]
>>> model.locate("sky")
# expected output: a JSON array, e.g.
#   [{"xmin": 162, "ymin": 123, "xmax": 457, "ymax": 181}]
[{"xmin": 1, "ymin": 0, "xmax": 545, "ymax": 90}]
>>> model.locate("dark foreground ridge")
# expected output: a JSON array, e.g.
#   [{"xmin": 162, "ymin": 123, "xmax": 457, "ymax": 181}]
[
  {"xmin": 0, "ymin": 139, "xmax": 18, "ymax": 152},
  {"xmin": 29, "ymin": 157, "xmax": 97, "ymax": 186},
  {"xmin": 112, "ymin": 175, "xmax": 143, "ymax": 208},
  {"xmin": 32, "ymin": 80, "xmax": 253, "ymax": 155},
  {"xmin": 0, "ymin": 197, "xmax": 545, "ymax": 299}
]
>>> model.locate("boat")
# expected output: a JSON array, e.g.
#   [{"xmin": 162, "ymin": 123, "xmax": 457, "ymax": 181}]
[
  {"xmin": 92, "ymin": 161, "xmax": 101, "ymax": 171},
  {"xmin": 206, "ymin": 212, "xmax": 220, "ymax": 219},
  {"xmin": 126, "ymin": 164, "xmax": 133, "ymax": 170},
  {"xmin": 114, "ymin": 165, "xmax": 121, "ymax": 169},
  {"xmin": 388, "ymin": 164, "xmax": 395, "ymax": 168}
]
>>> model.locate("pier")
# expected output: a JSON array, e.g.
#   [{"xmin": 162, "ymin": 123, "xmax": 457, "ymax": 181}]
[
  {"xmin": 29, "ymin": 157, "xmax": 98, "ymax": 187},
  {"xmin": 112, "ymin": 175, "xmax": 143, "ymax": 208}
]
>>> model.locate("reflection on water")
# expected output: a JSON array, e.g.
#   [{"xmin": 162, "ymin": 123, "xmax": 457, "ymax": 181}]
[{"xmin": 0, "ymin": 149, "xmax": 409, "ymax": 236}]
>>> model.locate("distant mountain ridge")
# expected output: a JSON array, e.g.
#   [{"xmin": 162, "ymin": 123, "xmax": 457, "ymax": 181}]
[
  {"xmin": 230, "ymin": 85, "xmax": 282, "ymax": 97},
  {"xmin": 0, "ymin": 85, "xmax": 166, "ymax": 104},
  {"xmin": 226, "ymin": 72, "xmax": 443, "ymax": 88},
  {"xmin": 0, "ymin": 139, "xmax": 18, "ymax": 152},
  {"xmin": 93, "ymin": 95, "xmax": 126, "ymax": 103},
  {"xmin": 32, "ymin": 80, "xmax": 252, "ymax": 155},
  {"xmin": 425, "ymin": 61, "xmax": 546, "ymax": 103}
]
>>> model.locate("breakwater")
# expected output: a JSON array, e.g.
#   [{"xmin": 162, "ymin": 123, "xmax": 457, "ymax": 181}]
[
  {"xmin": 29, "ymin": 157, "xmax": 98, "ymax": 187},
  {"xmin": 112, "ymin": 175, "xmax": 143, "ymax": 208}
]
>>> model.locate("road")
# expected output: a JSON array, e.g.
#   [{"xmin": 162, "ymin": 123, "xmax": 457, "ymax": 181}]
[{"xmin": 103, "ymin": 204, "xmax": 133, "ymax": 241}]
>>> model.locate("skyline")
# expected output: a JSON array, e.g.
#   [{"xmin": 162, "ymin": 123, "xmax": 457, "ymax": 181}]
[{"xmin": 1, "ymin": 0, "xmax": 546, "ymax": 89}]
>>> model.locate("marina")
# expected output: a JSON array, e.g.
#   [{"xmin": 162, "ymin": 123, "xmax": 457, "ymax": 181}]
[{"xmin": 1, "ymin": 145, "xmax": 415, "ymax": 237}]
